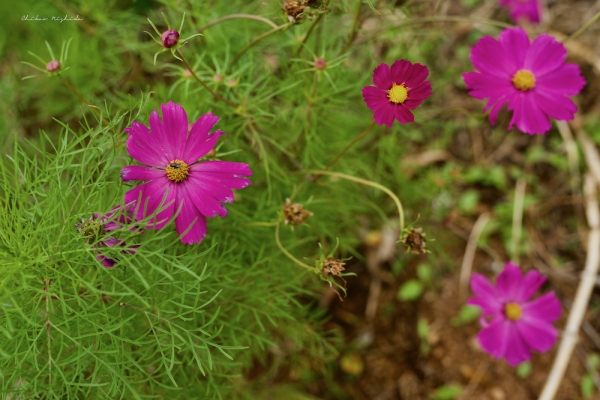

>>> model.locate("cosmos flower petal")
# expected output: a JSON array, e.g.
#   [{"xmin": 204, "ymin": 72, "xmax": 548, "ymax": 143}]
[
  {"xmin": 160, "ymin": 101, "xmax": 189, "ymax": 158},
  {"xmin": 468, "ymin": 274, "xmax": 503, "ymax": 316},
  {"xmin": 183, "ymin": 113, "xmax": 223, "ymax": 163},
  {"xmin": 372, "ymin": 63, "xmax": 392, "ymax": 89},
  {"xmin": 184, "ymin": 179, "xmax": 228, "ymax": 218},
  {"xmin": 373, "ymin": 105, "xmax": 395, "ymax": 127},
  {"xmin": 188, "ymin": 173, "xmax": 235, "ymax": 204},
  {"xmin": 469, "ymin": 36, "xmax": 512, "ymax": 78},
  {"xmin": 536, "ymin": 63, "xmax": 586, "ymax": 96},
  {"xmin": 524, "ymin": 34, "xmax": 567, "ymax": 76},
  {"xmin": 390, "ymin": 60, "xmax": 412, "ymax": 84},
  {"xmin": 496, "ymin": 262, "xmax": 523, "ymax": 300},
  {"xmin": 509, "ymin": 94, "xmax": 552, "ymax": 134},
  {"xmin": 499, "ymin": 0, "xmax": 541, "ymax": 24},
  {"xmin": 124, "ymin": 178, "xmax": 175, "ymax": 229},
  {"xmin": 535, "ymin": 89, "xmax": 578, "ymax": 122},
  {"xmin": 518, "ymin": 318, "xmax": 558, "ymax": 353},
  {"xmin": 174, "ymin": 186, "xmax": 207, "ymax": 245},
  {"xmin": 404, "ymin": 81, "xmax": 432, "ymax": 109},
  {"xmin": 394, "ymin": 105, "xmax": 414, "ymax": 124},
  {"xmin": 125, "ymin": 122, "xmax": 170, "ymax": 167},
  {"xmin": 477, "ymin": 317, "xmax": 510, "ymax": 359},
  {"xmin": 149, "ymin": 109, "xmax": 179, "ymax": 161},
  {"xmin": 120, "ymin": 166, "xmax": 166, "ymax": 182},
  {"xmin": 196, "ymin": 171, "xmax": 252, "ymax": 190},
  {"xmin": 515, "ymin": 269, "xmax": 546, "ymax": 303},
  {"xmin": 362, "ymin": 86, "xmax": 390, "ymax": 111},
  {"xmin": 522, "ymin": 291, "xmax": 561, "ymax": 322},
  {"xmin": 498, "ymin": 27, "xmax": 530, "ymax": 71},
  {"xmin": 504, "ymin": 326, "xmax": 532, "ymax": 367},
  {"xmin": 193, "ymin": 160, "xmax": 252, "ymax": 176},
  {"xmin": 404, "ymin": 63, "xmax": 429, "ymax": 88}
]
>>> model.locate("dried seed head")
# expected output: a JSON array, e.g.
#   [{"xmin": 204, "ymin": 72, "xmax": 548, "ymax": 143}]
[
  {"xmin": 401, "ymin": 227, "xmax": 427, "ymax": 254},
  {"xmin": 283, "ymin": 0, "xmax": 307, "ymax": 21},
  {"xmin": 322, "ymin": 257, "xmax": 346, "ymax": 277},
  {"xmin": 314, "ymin": 58, "xmax": 327, "ymax": 70},
  {"xmin": 161, "ymin": 29, "xmax": 179, "ymax": 48},
  {"xmin": 283, "ymin": 199, "xmax": 313, "ymax": 225},
  {"xmin": 46, "ymin": 60, "xmax": 60, "ymax": 72}
]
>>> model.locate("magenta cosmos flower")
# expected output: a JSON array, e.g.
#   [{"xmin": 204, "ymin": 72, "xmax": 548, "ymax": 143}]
[
  {"xmin": 498, "ymin": 0, "xmax": 541, "ymax": 24},
  {"xmin": 76, "ymin": 205, "xmax": 137, "ymax": 267},
  {"xmin": 463, "ymin": 27, "xmax": 585, "ymax": 135},
  {"xmin": 468, "ymin": 263, "xmax": 561, "ymax": 366},
  {"xmin": 120, "ymin": 101, "xmax": 252, "ymax": 245},
  {"xmin": 362, "ymin": 59, "xmax": 432, "ymax": 127}
]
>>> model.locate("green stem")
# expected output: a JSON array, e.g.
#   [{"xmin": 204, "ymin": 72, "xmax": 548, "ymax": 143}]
[
  {"xmin": 57, "ymin": 74, "xmax": 104, "ymax": 121},
  {"xmin": 275, "ymin": 223, "xmax": 316, "ymax": 271},
  {"xmin": 229, "ymin": 24, "xmax": 289, "ymax": 70},
  {"xmin": 323, "ymin": 120, "xmax": 376, "ymax": 171},
  {"xmin": 564, "ymin": 9, "xmax": 600, "ymax": 42},
  {"xmin": 341, "ymin": 0, "xmax": 363, "ymax": 54},
  {"xmin": 198, "ymin": 14, "xmax": 278, "ymax": 31},
  {"xmin": 300, "ymin": 170, "xmax": 405, "ymax": 232},
  {"xmin": 296, "ymin": 14, "xmax": 324, "ymax": 56},
  {"xmin": 176, "ymin": 50, "xmax": 237, "ymax": 108}
]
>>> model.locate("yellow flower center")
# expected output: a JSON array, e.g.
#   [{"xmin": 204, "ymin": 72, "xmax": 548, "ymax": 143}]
[
  {"xmin": 387, "ymin": 83, "xmax": 409, "ymax": 104},
  {"xmin": 504, "ymin": 302, "xmax": 522, "ymax": 321},
  {"xmin": 165, "ymin": 159, "xmax": 189, "ymax": 183},
  {"xmin": 512, "ymin": 70, "xmax": 536, "ymax": 91}
]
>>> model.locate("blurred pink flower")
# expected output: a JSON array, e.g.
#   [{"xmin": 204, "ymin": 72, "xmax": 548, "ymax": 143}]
[
  {"xmin": 498, "ymin": 0, "xmax": 541, "ymax": 24},
  {"xmin": 362, "ymin": 59, "xmax": 432, "ymax": 127},
  {"xmin": 463, "ymin": 27, "xmax": 585, "ymax": 135},
  {"xmin": 120, "ymin": 101, "xmax": 252, "ymax": 245},
  {"xmin": 468, "ymin": 263, "xmax": 561, "ymax": 367}
]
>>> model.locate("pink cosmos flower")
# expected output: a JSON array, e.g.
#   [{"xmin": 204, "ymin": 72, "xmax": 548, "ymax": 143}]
[
  {"xmin": 120, "ymin": 101, "xmax": 252, "ymax": 245},
  {"xmin": 468, "ymin": 263, "xmax": 561, "ymax": 367},
  {"xmin": 498, "ymin": 0, "xmax": 541, "ymax": 24},
  {"xmin": 362, "ymin": 59, "xmax": 432, "ymax": 127},
  {"xmin": 76, "ymin": 205, "xmax": 137, "ymax": 267},
  {"xmin": 463, "ymin": 27, "xmax": 585, "ymax": 135}
]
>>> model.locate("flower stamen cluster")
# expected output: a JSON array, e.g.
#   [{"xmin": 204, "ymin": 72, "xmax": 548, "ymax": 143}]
[{"xmin": 165, "ymin": 159, "xmax": 189, "ymax": 183}]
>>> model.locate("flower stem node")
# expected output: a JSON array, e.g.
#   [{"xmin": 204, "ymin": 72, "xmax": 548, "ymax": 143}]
[
  {"xmin": 283, "ymin": 199, "xmax": 313, "ymax": 225},
  {"xmin": 401, "ymin": 227, "xmax": 428, "ymax": 254}
]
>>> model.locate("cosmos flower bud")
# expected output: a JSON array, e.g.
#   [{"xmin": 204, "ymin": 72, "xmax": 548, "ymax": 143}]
[
  {"xmin": 46, "ymin": 60, "xmax": 60, "ymax": 72},
  {"xmin": 314, "ymin": 58, "xmax": 327, "ymax": 70},
  {"xmin": 161, "ymin": 29, "xmax": 180, "ymax": 48}
]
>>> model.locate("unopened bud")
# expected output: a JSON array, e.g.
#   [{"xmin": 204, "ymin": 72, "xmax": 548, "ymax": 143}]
[
  {"xmin": 46, "ymin": 60, "xmax": 60, "ymax": 72},
  {"xmin": 314, "ymin": 58, "xmax": 326, "ymax": 70},
  {"xmin": 161, "ymin": 30, "xmax": 179, "ymax": 48}
]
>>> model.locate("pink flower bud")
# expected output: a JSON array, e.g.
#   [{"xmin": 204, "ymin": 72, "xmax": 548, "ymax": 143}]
[
  {"xmin": 161, "ymin": 30, "xmax": 179, "ymax": 48},
  {"xmin": 46, "ymin": 60, "xmax": 60, "ymax": 72},
  {"xmin": 314, "ymin": 58, "xmax": 326, "ymax": 70}
]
